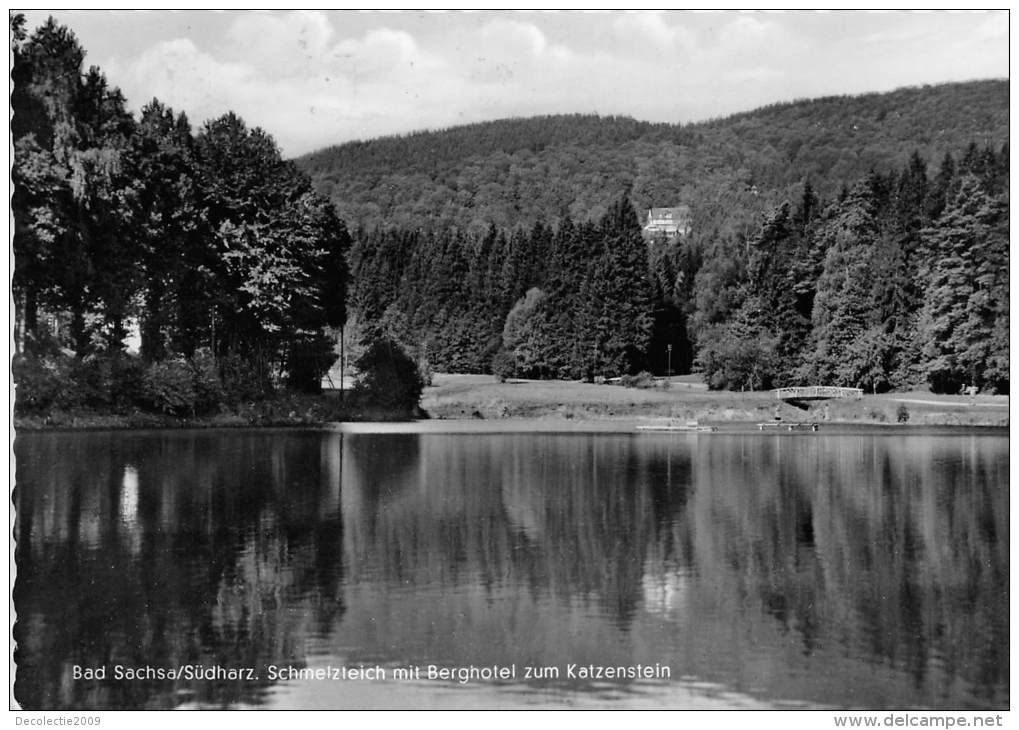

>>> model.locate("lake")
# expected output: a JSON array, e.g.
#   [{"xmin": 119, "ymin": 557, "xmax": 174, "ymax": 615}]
[{"xmin": 12, "ymin": 425, "xmax": 1009, "ymax": 710}]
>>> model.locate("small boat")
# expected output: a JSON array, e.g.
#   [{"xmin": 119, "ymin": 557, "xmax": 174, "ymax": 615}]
[
  {"xmin": 757, "ymin": 421, "xmax": 819, "ymax": 431},
  {"xmin": 637, "ymin": 419, "xmax": 718, "ymax": 433}
]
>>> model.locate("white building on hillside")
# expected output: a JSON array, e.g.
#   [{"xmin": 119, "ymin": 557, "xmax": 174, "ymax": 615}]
[{"xmin": 643, "ymin": 206, "xmax": 691, "ymax": 237}]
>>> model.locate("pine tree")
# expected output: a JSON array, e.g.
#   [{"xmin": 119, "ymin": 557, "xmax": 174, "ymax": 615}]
[
  {"xmin": 926, "ymin": 152, "xmax": 956, "ymax": 222},
  {"xmin": 807, "ymin": 175, "xmax": 895, "ymax": 390},
  {"xmin": 498, "ymin": 226, "xmax": 530, "ymax": 309},
  {"xmin": 884, "ymin": 151, "xmax": 930, "ymax": 386},
  {"xmin": 918, "ymin": 175, "xmax": 1009, "ymax": 393},
  {"xmin": 589, "ymin": 197, "xmax": 655, "ymax": 376},
  {"xmin": 696, "ymin": 197, "xmax": 815, "ymax": 389}
]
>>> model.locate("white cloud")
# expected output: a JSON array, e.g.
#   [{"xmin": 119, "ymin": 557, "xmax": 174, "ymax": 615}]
[
  {"xmin": 712, "ymin": 15, "xmax": 805, "ymax": 64},
  {"xmin": 222, "ymin": 10, "xmax": 335, "ymax": 79},
  {"xmin": 459, "ymin": 20, "xmax": 561, "ymax": 86},
  {"xmin": 610, "ymin": 11, "xmax": 696, "ymax": 56},
  {"xmin": 107, "ymin": 14, "xmax": 450, "ymax": 150},
  {"xmin": 95, "ymin": 10, "xmax": 1007, "ymax": 157},
  {"xmin": 333, "ymin": 28, "xmax": 427, "ymax": 80},
  {"xmin": 480, "ymin": 19, "xmax": 548, "ymax": 57},
  {"xmin": 108, "ymin": 38, "xmax": 252, "ymax": 125}
]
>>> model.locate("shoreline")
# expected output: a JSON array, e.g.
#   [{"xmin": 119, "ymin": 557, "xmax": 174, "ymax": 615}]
[
  {"xmin": 13, "ymin": 407, "xmax": 1008, "ymax": 435},
  {"xmin": 11, "ymin": 394, "xmax": 418, "ymax": 433},
  {"xmin": 325, "ymin": 418, "xmax": 1007, "ymax": 436},
  {"xmin": 418, "ymin": 374, "xmax": 1009, "ymax": 429},
  {"xmin": 12, "ymin": 416, "xmax": 1008, "ymax": 436},
  {"xmin": 12, "ymin": 373, "xmax": 1009, "ymax": 432}
]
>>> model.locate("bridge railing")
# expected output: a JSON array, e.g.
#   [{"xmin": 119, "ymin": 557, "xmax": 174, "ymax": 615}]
[{"xmin": 773, "ymin": 386, "xmax": 864, "ymax": 400}]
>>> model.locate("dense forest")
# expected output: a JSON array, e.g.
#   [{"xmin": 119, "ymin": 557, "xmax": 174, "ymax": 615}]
[
  {"xmin": 298, "ymin": 81, "xmax": 1008, "ymax": 236},
  {"xmin": 10, "ymin": 14, "xmax": 1010, "ymax": 412},
  {"xmin": 348, "ymin": 198, "xmax": 657, "ymax": 381},
  {"xmin": 11, "ymin": 15, "xmax": 350, "ymax": 417},
  {"xmin": 310, "ymin": 79, "xmax": 1008, "ymax": 394},
  {"xmin": 345, "ymin": 143, "xmax": 1009, "ymax": 394}
]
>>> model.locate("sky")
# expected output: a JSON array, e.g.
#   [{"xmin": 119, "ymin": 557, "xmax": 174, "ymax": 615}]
[{"xmin": 18, "ymin": 9, "xmax": 1011, "ymax": 158}]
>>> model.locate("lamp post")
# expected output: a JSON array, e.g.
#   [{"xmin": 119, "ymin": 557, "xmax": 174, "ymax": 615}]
[{"xmin": 667, "ymin": 344, "xmax": 673, "ymax": 378}]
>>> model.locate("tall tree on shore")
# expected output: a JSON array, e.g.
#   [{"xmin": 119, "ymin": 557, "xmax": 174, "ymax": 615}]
[
  {"xmin": 917, "ymin": 175, "xmax": 1009, "ymax": 393},
  {"xmin": 128, "ymin": 100, "xmax": 205, "ymax": 360},
  {"xmin": 11, "ymin": 16, "xmax": 85, "ymax": 349},
  {"xmin": 12, "ymin": 18, "xmax": 142, "ymax": 354},
  {"xmin": 590, "ymin": 197, "xmax": 655, "ymax": 376},
  {"xmin": 880, "ymin": 151, "xmax": 930, "ymax": 386},
  {"xmin": 805, "ymin": 174, "xmax": 896, "ymax": 391},
  {"xmin": 70, "ymin": 66, "xmax": 138, "ymax": 352},
  {"xmin": 193, "ymin": 112, "xmax": 348, "ymax": 390}
]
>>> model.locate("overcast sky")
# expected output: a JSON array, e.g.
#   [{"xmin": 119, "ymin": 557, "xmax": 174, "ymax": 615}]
[{"xmin": 19, "ymin": 9, "xmax": 1010, "ymax": 158}]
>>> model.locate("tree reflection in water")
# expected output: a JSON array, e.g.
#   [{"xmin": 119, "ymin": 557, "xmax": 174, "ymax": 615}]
[
  {"xmin": 14, "ymin": 431, "xmax": 346, "ymax": 709},
  {"xmin": 13, "ymin": 429, "xmax": 1008, "ymax": 709}
]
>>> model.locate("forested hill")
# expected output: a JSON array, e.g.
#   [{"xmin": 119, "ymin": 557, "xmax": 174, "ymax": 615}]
[{"xmin": 296, "ymin": 79, "xmax": 1008, "ymax": 235}]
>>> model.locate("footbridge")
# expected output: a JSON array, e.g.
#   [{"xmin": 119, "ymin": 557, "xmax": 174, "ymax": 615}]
[{"xmin": 773, "ymin": 386, "xmax": 863, "ymax": 402}]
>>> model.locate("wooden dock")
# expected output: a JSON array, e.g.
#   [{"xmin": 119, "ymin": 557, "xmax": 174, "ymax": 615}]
[
  {"xmin": 757, "ymin": 421, "xmax": 819, "ymax": 431},
  {"xmin": 637, "ymin": 419, "xmax": 717, "ymax": 433}
]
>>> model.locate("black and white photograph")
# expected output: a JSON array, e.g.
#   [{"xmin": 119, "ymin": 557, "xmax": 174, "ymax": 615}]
[{"xmin": 9, "ymin": 8, "xmax": 1009, "ymax": 715}]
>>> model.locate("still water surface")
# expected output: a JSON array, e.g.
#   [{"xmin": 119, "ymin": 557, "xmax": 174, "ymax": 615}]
[{"xmin": 13, "ymin": 427, "xmax": 1008, "ymax": 709}]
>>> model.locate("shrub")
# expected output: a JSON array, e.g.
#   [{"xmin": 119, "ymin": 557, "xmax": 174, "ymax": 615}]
[
  {"xmin": 73, "ymin": 353, "xmax": 147, "ymax": 411},
  {"xmin": 190, "ymin": 348, "xmax": 224, "ymax": 414},
  {"xmin": 13, "ymin": 349, "xmax": 151, "ymax": 414},
  {"xmin": 695, "ymin": 325, "xmax": 780, "ymax": 391},
  {"xmin": 220, "ymin": 353, "xmax": 271, "ymax": 404},
  {"xmin": 67, "ymin": 356, "xmax": 110, "ymax": 409},
  {"xmin": 100, "ymin": 353, "xmax": 145, "ymax": 411},
  {"xmin": 141, "ymin": 358, "xmax": 197, "ymax": 415},
  {"xmin": 619, "ymin": 371, "xmax": 656, "ymax": 389},
  {"xmin": 353, "ymin": 338, "xmax": 424, "ymax": 414},
  {"xmin": 286, "ymin": 334, "xmax": 338, "ymax": 394},
  {"xmin": 490, "ymin": 350, "xmax": 516, "ymax": 383},
  {"xmin": 12, "ymin": 353, "xmax": 79, "ymax": 413}
]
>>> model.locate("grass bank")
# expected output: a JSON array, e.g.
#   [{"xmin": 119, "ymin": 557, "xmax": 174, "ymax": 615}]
[
  {"xmin": 13, "ymin": 391, "xmax": 416, "ymax": 431},
  {"xmin": 421, "ymin": 374, "xmax": 1009, "ymax": 427}
]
